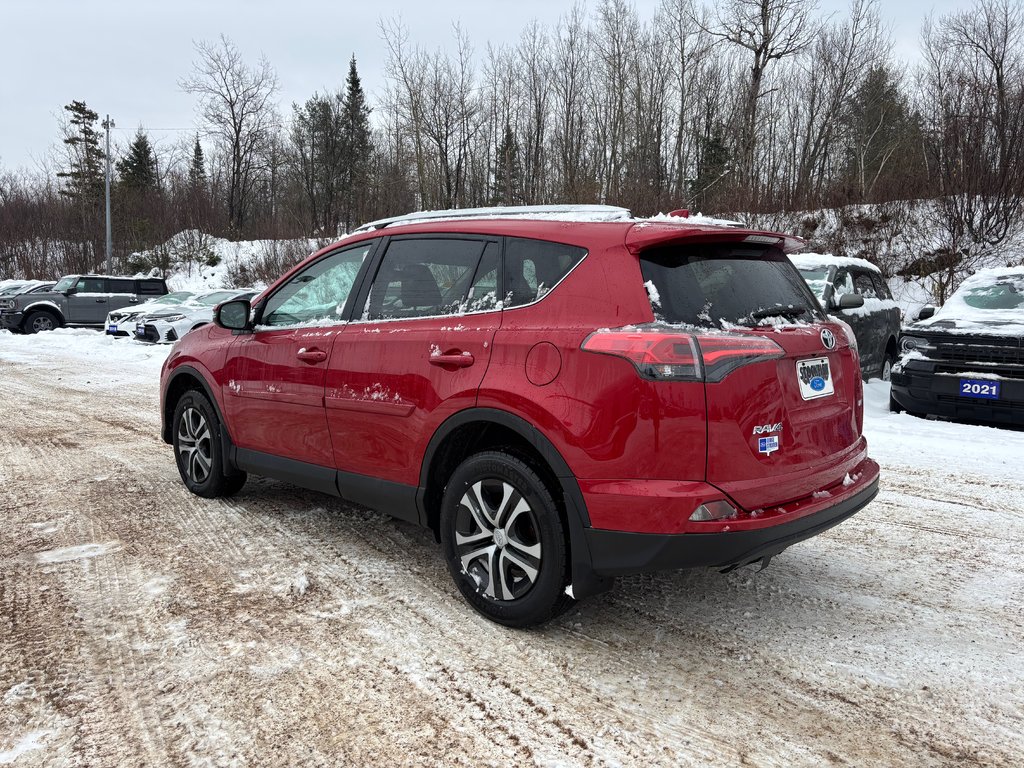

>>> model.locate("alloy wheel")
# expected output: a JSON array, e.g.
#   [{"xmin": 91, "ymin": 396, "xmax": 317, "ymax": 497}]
[
  {"xmin": 31, "ymin": 315, "xmax": 54, "ymax": 332},
  {"xmin": 454, "ymin": 479, "xmax": 542, "ymax": 602},
  {"xmin": 177, "ymin": 407, "xmax": 213, "ymax": 484}
]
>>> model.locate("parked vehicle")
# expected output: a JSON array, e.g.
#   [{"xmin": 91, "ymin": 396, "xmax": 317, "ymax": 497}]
[
  {"xmin": 790, "ymin": 253, "xmax": 901, "ymax": 379},
  {"xmin": 160, "ymin": 205, "xmax": 880, "ymax": 626},
  {"xmin": 135, "ymin": 289, "xmax": 257, "ymax": 343},
  {"xmin": 890, "ymin": 267, "xmax": 1024, "ymax": 425},
  {"xmin": 0, "ymin": 274, "xmax": 169, "ymax": 334},
  {"xmin": 105, "ymin": 291, "xmax": 195, "ymax": 336},
  {"xmin": 0, "ymin": 280, "xmax": 54, "ymax": 297}
]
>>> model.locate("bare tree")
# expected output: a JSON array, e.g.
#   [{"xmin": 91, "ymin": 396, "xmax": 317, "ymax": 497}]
[
  {"xmin": 704, "ymin": 0, "xmax": 821, "ymax": 206},
  {"xmin": 918, "ymin": 0, "xmax": 1024, "ymax": 301},
  {"xmin": 180, "ymin": 36, "xmax": 279, "ymax": 235}
]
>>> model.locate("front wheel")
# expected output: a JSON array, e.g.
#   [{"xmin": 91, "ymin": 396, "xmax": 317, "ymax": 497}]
[
  {"xmin": 23, "ymin": 311, "xmax": 58, "ymax": 334},
  {"xmin": 172, "ymin": 390, "xmax": 246, "ymax": 498},
  {"xmin": 881, "ymin": 351, "xmax": 896, "ymax": 382},
  {"xmin": 440, "ymin": 451, "xmax": 573, "ymax": 627}
]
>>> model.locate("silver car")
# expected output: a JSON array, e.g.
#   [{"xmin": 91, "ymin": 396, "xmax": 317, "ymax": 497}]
[
  {"xmin": 134, "ymin": 289, "xmax": 257, "ymax": 343},
  {"xmin": 105, "ymin": 291, "xmax": 195, "ymax": 336}
]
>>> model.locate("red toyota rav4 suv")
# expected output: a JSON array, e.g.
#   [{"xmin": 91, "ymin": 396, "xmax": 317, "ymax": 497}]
[{"xmin": 160, "ymin": 205, "xmax": 879, "ymax": 627}]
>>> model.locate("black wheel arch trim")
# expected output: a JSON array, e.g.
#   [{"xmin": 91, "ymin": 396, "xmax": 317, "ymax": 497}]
[
  {"xmin": 23, "ymin": 304, "xmax": 65, "ymax": 325},
  {"xmin": 418, "ymin": 407, "xmax": 612, "ymax": 600},
  {"xmin": 163, "ymin": 365, "xmax": 239, "ymax": 478}
]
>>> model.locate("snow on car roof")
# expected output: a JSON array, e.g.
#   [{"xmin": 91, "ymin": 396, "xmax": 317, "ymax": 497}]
[
  {"xmin": 788, "ymin": 252, "xmax": 881, "ymax": 273},
  {"xmin": 914, "ymin": 266, "xmax": 1024, "ymax": 334}
]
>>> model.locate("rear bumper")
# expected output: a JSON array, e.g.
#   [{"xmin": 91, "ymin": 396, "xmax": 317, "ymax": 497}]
[{"xmin": 583, "ymin": 459, "xmax": 879, "ymax": 576}]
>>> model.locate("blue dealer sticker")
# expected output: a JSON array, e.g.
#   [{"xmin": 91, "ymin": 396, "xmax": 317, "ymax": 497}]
[
  {"xmin": 758, "ymin": 436, "xmax": 779, "ymax": 456},
  {"xmin": 810, "ymin": 376, "xmax": 826, "ymax": 392}
]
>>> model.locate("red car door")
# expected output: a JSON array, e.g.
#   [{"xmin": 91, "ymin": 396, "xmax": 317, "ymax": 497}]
[
  {"xmin": 325, "ymin": 236, "xmax": 501, "ymax": 497},
  {"xmin": 225, "ymin": 241, "xmax": 375, "ymax": 468}
]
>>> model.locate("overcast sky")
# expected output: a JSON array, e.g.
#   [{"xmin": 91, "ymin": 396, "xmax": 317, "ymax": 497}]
[{"xmin": 1, "ymin": 0, "xmax": 970, "ymax": 173}]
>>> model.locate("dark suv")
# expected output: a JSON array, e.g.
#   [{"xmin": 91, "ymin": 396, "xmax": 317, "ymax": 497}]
[
  {"xmin": 0, "ymin": 274, "xmax": 169, "ymax": 333},
  {"xmin": 160, "ymin": 206, "xmax": 880, "ymax": 626},
  {"xmin": 790, "ymin": 254, "xmax": 902, "ymax": 380},
  {"xmin": 891, "ymin": 267, "xmax": 1024, "ymax": 425}
]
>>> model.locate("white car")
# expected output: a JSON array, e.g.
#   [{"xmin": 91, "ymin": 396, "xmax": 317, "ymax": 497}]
[
  {"xmin": 105, "ymin": 291, "xmax": 195, "ymax": 336},
  {"xmin": 0, "ymin": 280, "xmax": 55, "ymax": 297},
  {"xmin": 134, "ymin": 289, "xmax": 257, "ymax": 343}
]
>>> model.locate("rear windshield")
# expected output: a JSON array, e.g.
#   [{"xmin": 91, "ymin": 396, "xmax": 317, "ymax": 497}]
[{"xmin": 640, "ymin": 245, "xmax": 823, "ymax": 328}]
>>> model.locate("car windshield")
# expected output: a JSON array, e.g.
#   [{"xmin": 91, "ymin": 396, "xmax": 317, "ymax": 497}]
[
  {"xmin": 640, "ymin": 245, "xmax": 823, "ymax": 328},
  {"xmin": 53, "ymin": 276, "xmax": 77, "ymax": 292},
  {"xmin": 797, "ymin": 268, "xmax": 830, "ymax": 302},
  {"xmin": 192, "ymin": 291, "xmax": 237, "ymax": 307},
  {"xmin": 957, "ymin": 274, "xmax": 1024, "ymax": 311},
  {"xmin": 154, "ymin": 291, "xmax": 194, "ymax": 305}
]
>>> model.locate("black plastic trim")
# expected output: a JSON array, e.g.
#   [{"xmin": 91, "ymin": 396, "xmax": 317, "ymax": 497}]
[
  {"xmin": 336, "ymin": 470, "xmax": 419, "ymax": 523},
  {"xmin": 234, "ymin": 448, "xmax": 340, "ymax": 497},
  {"xmin": 584, "ymin": 476, "xmax": 879, "ymax": 577}
]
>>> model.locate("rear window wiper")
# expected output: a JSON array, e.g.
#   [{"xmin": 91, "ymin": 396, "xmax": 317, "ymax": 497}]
[{"xmin": 749, "ymin": 305, "xmax": 811, "ymax": 321}]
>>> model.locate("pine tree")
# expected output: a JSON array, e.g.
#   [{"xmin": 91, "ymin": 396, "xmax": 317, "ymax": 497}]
[
  {"xmin": 492, "ymin": 123, "xmax": 522, "ymax": 205},
  {"xmin": 339, "ymin": 55, "xmax": 372, "ymax": 231},
  {"xmin": 188, "ymin": 135, "xmax": 207, "ymax": 188},
  {"xmin": 57, "ymin": 100, "xmax": 105, "ymax": 201},
  {"xmin": 117, "ymin": 128, "xmax": 158, "ymax": 190}
]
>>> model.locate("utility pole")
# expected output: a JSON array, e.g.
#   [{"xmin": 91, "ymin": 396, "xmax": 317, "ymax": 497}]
[{"xmin": 102, "ymin": 115, "xmax": 114, "ymax": 275}]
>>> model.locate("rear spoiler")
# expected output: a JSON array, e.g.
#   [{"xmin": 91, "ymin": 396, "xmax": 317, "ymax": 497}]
[{"xmin": 625, "ymin": 222, "xmax": 804, "ymax": 255}]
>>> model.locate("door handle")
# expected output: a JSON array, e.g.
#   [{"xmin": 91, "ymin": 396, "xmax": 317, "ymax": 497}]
[
  {"xmin": 95, "ymin": 298, "xmax": 107, "ymax": 303},
  {"xmin": 429, "ymin": 352, "xmax": 475, "ymax": 368},
  {"xmin": 296, "ymin": 348, "xmax": 328, "ymax": 363}
]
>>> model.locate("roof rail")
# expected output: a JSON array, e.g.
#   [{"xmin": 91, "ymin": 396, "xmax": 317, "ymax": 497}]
[{"xmin": 351, "ymin": 204, "xmax": 633, "ymax": 234}]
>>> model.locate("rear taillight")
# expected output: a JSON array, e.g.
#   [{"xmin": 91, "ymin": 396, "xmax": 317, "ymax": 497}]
[{"xmin": 582, "ymin": 326, "xmax": 784, "ymax": 382}]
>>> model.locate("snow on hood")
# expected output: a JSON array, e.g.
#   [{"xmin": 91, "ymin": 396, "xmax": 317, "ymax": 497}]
[{"xmin": 909, "ymin": 267, "xmax": 1024, "ymax": 336}]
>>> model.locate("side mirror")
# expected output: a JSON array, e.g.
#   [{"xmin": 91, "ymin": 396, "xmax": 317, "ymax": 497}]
[
  {"xmin": 215, "ymin": 299, "xmax": 252, "ymax": 331},
  {"xmin": 832, "ymin": 293, "xmax": 864, "ymax": 310},
  {"xmin": 917, "ymin": 305, "xmax": 936, "ymax": 320}
]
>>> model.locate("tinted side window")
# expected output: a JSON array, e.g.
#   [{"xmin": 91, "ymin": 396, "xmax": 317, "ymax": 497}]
[
  {"xmin": 365, "ymin": 238, "xmax": 487, "ymax": 320},
  {"xmin": 833, "ymin": 270, "xmax": 855, "ymax": 296},
  {"xmin": 261, "ymin": 242, "xmax": 372, "ymax": 328},
  {"xmin": 138, "ymin": 281, "xmax": 164, "ymax": 295},
  {"xmin": 467, "ymin": 242, "xmax": 500, "ymax": 312},
  {"xmin": 109, "ymin": 279, "xmax": 134, "ymax": 293},
  {"xmin": 852, "ymin": 272, "xmax": 878, "ymax": 298},
  {"xmin": 504, "ymin": 238, "xmax": 587, "ymax": 308},
  {"xmin": 77, "ymin": 278, "xmax": 105, "ymax": 293},
  {"xmin": 870, "ymin": 272, "xmax": 892, "ymax": 299}
]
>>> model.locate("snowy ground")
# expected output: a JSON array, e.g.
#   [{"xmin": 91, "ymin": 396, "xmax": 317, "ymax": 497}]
[{"xmin": 1, "ymin": 329, "xmax": 1022, "ymax": 766}]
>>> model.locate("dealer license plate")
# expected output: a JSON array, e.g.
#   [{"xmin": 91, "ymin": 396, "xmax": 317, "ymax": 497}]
[
  {"xmin": 959, "ymin": 379, "xmax": 1000, "ymax": 399},
  {"xmin": 796, "ymin": 357, "xmax": 835, "ymax": 400},
  {"xmin": 107, "ymin": 324, "xmax": 117, "ymax": 333}
]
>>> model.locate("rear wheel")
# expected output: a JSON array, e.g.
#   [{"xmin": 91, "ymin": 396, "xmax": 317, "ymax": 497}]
[
  {"xmin": 172, "ymin": 390, "xmax": 246, "ymax": 498},
  {"xmin": 23, "ymin": 311, "xmax": 58, "ymax": 334},
  {"xmin": 440, "ymin": 451, "xmax": 572, "ymax": 627}
]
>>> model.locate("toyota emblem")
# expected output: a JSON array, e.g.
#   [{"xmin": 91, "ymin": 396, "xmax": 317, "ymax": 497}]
[{"xmin": 821, "ymin": 329, "xmax": 836, "ymax": 350}]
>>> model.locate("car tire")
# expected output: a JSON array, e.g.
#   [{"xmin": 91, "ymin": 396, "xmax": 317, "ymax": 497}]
[
  {"xmin": 440, "ymin": 451, "xmax": 573, "ymax": 627},
  {"xmin": 881, "ymin": 351, "xmax": 896, "ymax": 382},
  {"xmin": 172, "ymin": 390, "xmax": 246, "ymax": 498},
  {"xmin": 23, "ymin": 311, "xmax": 58, "ymax": 334}
]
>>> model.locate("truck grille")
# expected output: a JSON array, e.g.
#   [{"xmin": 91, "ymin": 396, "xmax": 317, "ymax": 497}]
[{"xmin": 930, "ymin": 336, "xmax": 1022, "ymax": 366}]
